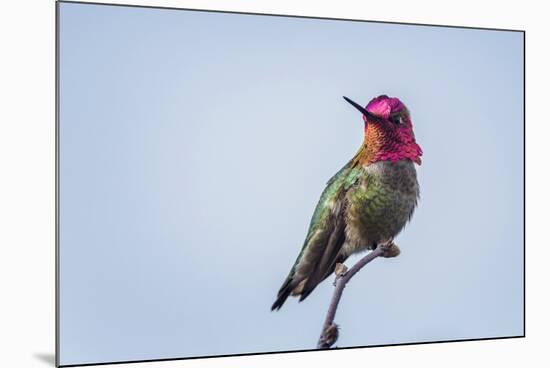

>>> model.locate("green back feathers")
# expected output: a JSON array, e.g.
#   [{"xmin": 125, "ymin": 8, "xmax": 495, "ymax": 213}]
[
  {"xmin": 304, "ymin": 164, "xmax": 361, "ymax": 244},
  {"xmin": 271, "ymin": 161, "xmax": 365, "ymax": 310}
]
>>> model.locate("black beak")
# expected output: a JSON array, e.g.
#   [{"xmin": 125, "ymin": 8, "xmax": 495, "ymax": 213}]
[{"xmin": 343, "ymin": 96, "xmax": 381, "ymax": 122}]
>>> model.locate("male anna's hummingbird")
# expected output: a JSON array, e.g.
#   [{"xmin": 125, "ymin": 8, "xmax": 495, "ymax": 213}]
[{"xmin": 272, "ymin": 95, "xmax": 423, "ymax": 311}]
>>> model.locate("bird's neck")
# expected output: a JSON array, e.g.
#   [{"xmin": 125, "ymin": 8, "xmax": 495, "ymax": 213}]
[{"xmin": 352, "ymin": 124, "xmax": 422, "ymax": 166}]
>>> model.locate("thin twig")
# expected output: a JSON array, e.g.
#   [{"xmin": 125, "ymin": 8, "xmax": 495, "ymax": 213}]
[{"xmin": 317, "ymin": 246, "xmax": 386, "ymax": 349}]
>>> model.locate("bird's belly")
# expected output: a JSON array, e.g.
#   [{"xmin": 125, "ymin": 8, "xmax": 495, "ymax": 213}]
[{"xmin": 343, "ymin": 160, "xmax": 419, "ymax": 254}]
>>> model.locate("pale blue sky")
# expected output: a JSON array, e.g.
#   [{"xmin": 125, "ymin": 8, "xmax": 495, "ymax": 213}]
[{"xmin": 58, "ymin": 2, "xmax": 524, "ymax": 366}]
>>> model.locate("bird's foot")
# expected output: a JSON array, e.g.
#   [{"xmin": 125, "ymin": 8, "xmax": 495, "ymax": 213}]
[
  {"xmin": 335, "ymin": 262, "xmax": 348, "ymax": 276},
  {"xmin": 333, "ymin": 263, "xmax": 348, "ymax": 285}
]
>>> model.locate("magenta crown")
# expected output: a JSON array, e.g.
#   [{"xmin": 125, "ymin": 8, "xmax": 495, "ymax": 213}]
[{"xmin": 365, "ymin": 95, "xmax": 406, "ymax": 120}]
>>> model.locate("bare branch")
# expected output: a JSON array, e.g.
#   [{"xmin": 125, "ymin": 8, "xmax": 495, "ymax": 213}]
[{"xmin": 317, "ymin": 246, "xmax": 386, "ymax": 349}]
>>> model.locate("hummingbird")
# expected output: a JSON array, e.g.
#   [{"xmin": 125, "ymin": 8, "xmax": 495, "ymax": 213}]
[{"xmin": 271, "ymin": 95, "xmax": 422, "ymax": 311}]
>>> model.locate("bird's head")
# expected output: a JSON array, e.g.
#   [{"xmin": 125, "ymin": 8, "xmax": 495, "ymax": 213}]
[{"xmin": 344, "ymin": 95, "xmax": 423, "ymax": 165}]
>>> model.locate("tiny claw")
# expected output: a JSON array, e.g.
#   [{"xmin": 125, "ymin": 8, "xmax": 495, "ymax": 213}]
[
  {"xmin": 333, "ymin": 263, "xmax": 348, "ymax": 286},
  {"xmin": 335, "ymin": 263, "xmax": 348, "ymax": 277}
]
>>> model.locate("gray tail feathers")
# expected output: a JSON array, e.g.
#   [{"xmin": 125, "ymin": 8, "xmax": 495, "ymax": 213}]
[
  {"xmin": 271, "ymin": 254, "xmax": 347, "ymax": 311},
  {"xmin": 271, "ymin": 276, "xmax": 294, "ymax": 311}
]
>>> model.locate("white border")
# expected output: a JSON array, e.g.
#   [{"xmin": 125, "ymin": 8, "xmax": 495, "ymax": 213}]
[{"xmin": 1, "ymin": 1, "xmax": 547, "ymax": 367}]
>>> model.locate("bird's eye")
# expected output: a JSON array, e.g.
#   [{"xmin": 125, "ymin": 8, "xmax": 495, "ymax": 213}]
[{"xmin": 389, "ymin": 115, "xmax": 402, "ymax": 125}]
